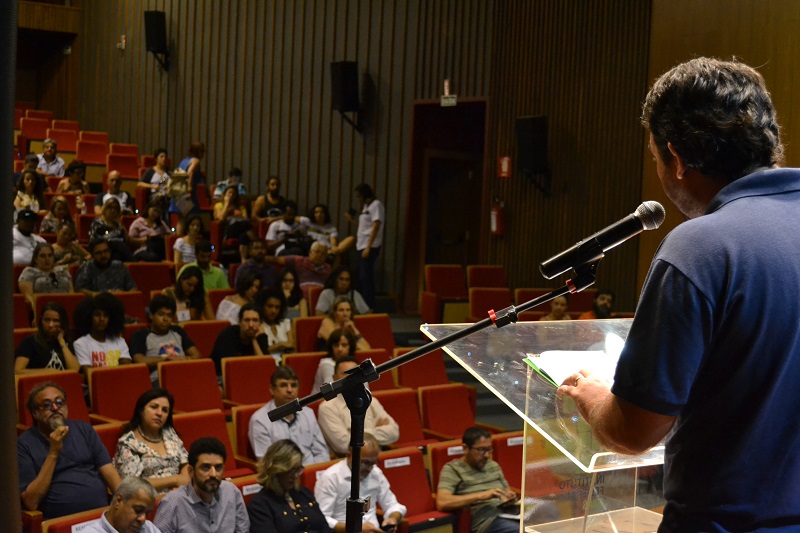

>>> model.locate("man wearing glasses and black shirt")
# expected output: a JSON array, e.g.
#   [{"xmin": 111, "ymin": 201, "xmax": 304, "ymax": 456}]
[{"xmin": 17, "ymin": 381, "xmax": 121, "ymax": 519}]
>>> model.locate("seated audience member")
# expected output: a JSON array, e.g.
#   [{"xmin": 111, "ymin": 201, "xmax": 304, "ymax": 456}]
[
  {"xmin": 315, "ymin": 267, "xmax": 370, "ymax": 316},
  {"xmin": 539, "ymin": 295, "xmax": 571, "ymax": 321},
  {"xmin": 81, "ymin": 477, "xmax": 160, "ymax": 533},
  {"xmin": 315, "ymin": 433, "xmax": 406, "ymax": 533},
  {"xmin": 255, "ymin": 287, "xmax": 295, "ymax": 359},
  {"xmin": 214, "ymin": 184, "xmax": 250, "ymax": 243},
  {"xmin": 178, "ymin": 239, "xmax": 230, "ymax": 290},
  {"xmin": 113, "ymin": 388, "xmax": 190, "ymax": 492},
  {"xmin": 15, "ymin": 302, "xmax": 79, "ymax": 374},
  {"xmin": 577, "ymin": 289, "xmax": 616, "ymax": 320},
  {"xmin": 55, "ymin": 160, "xmax": 91, "ymax": 214},
  {"xmin": 131, "ymin": 295, "xmax": 201, "ymax": 385},
  {"xmin": 173, "ymin": 214, "xmax": 204, "ymax": 266},
  {"xmin": 18, "ymin": 243, "xmax": 74, "ymax": 306},
  {"xmin": 266, "ymin": 200, "xmax": 310, "ymax": 256},
  {"xmin": 72, "ymin": 292, "xmax": 132, "ymax": 373},
  {"xmin": 18, "ymin": 381, "xmax": 121, "ymax": 519},
  {"xmin": 36, "ymin": 138, "xmax": 66, "ymax": 178},
  {"xmin": 234, "ymin": 239, "xmax": 279, "ymax": 289},
  {"xmin": 248, "ymin": 366, "xmax": 329, "ymax": 464},
  {"xmin": 15, "ymin": 153, "xmax": 41, "ymax": 188},
  {"xmin": 128, "ymin": 199, "xmax": 172, "ymax": 262},
  {"xmin": 138, "ymin": 147, "xmax": 170, "ymax": 205},
  {"xmin": 209, "ymin": 303, "xmax": 270, "ymax": 376},
  {"xmin": 39, "ymin": 196, "xmax": 74, "ymax": 234},
  {"xmin": 317, "ymin": 297, "xmax": 371, "ymax": 351},
  {"xmin": 278, "ymin": 267, "xmax": 308, "ymax": 319},
  {"xmin": 90, "ymin": 197, "xmax": 135, "ymax": 262},
  {"xmin": 74, "ymin": 239, "xmax": 138, "ymax": 296},
  {"xmin": 216, "ymin": 269, "xmax": 261, "ymax": 325},
  {"xmin": 312, "ymin": 328, "xmax": 357, "ymax": 394},
  {"xmin": 251, "ymin": 175, "xmax": 287, "ymax": 226},
  {"xmin": 153, "ymin": 436, "xmax": 250, "ymax": 533},
  {"xmin": 247, "ymin": 439, "xmax": 332, "ymax": 533},
  {"xmin": 268, "ymin": 241, "xmax": 333, "ymax": 289},
  {"xmin": 14, "ymin": 169, "xmax": 46, "ymax": 215},
  {"xmin": 213, "ymin": 167, "xmax": 248, "ymax": 200},
  {"xmin": 163, "ymin": 265, "xmax": 214, "ymax": 323},
  {"xmin": 51, "ymin": 221, "xmax": 90, "ymax": 266},
  {"xmin": 13, "ymin": 208, "xmax": 46, "ymax": 265},
  {"xmin": 317, "ymin": 358, "xmax": 398, "ymax": 456},
  {"xmin": 300, "ymin": 203, "xmax": 355, "ymax": 257},
  {"xmin": 94, "ymin": 170, "xmax": 135, "ymax": 214},
  {"xmin": 435, "ymin": 427, "xmax": 557, "ymax": 533}
]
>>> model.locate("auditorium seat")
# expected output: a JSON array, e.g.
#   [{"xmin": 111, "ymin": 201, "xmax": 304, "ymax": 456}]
[
  {"xmin": 466, "ymin": 264, "xmax": 507, "ymax": 288},
  {"xmin": 33, "ymin": 293, "xmax": 86, "ymax": 325},
  {"xmin": 113, "ymin": 290, "xmax": 147, "ymax": 323},
  {"xmin": 76, "ymin": 140, "xmax": 109, "ymax": 166},
  {"xmin": 16, "ymin": 371, "xmax": 112, "ymax": 428},
  {"xmin": 300, "ymin": 459, "xmax": 340, "ymax": 492},
  {"xmin": 20, "ymin": 117, "xmax": 50, "ymax": 140},
  {"xmin": 231, "ymin": 473, "xmax": 264, "ymax": 505},
  {"xmin": 76, "ymin": 213, "xmax": 98, "ymax": 244},
  {"xmin": 158, "ymin": 359, "xmax": 233, "ymax": 413},
  {"xmin": 353, "ymin": 313, "xmax": 396, "ymax": 355},
  {"xmin": 303, "ymin": 284, "xmax": 323, "ymax": 315},
  {"xmin": 490, "ymin": 431, "xmax": 525, "ymax": 490},
  {"xmin": 394, "ymin": 346, "xmax": 450, "ymax": 389},
  {"xmin": 14, "ymin": 328, "xmax": 37, "ymax": 351},
  {"xmin": 93, "ymin": 421, "xmax": 125, "ymax": 460},
  {"xmin": 372, "ymin": 389, "xmax": 438, "ymax": 450},
  {"xmin": 418, "ymin": 384, "xmax": 504, "ymax": 441},
  {"xmin": 52, "ymin": 119, "xmax": 80, "ymax": 132},
  {"xmin": 467, "ymin": 287, "xmax": 513, "ymax": 323},
  {"xmin": 79, "ymin": 131, "xmax": 109, "ymax": 145},
  {"xmin": 109, "ymin": 143, "xmax": 139, "ymax": 157},
  {"xmin": 127, "ymin": 262, "xmax": 174, "ymax": 303},
  {"xmin": 106, "ymin": 153, "xmax": 140, "ymax": 180},
  {"xmin": 208, "ymin": 288, "xmax": 236, "ymax": 314},
  {"xmin": 172, "ymin": 409, "xmax": 254, "ymax": 478},
  {"xmin": 231, "ymin": 403, "xmax": 264, "ymax": 467},
  {"xmin": 88, "ymin": 364, "xmax": 152, "ymax": 421},
  {"xmin": 426, "ymin": 439, "xmax": 465, "ymax": 491},
  {"xmin": 222, "ymin": 355, "xmax": 276, "ymax": 405},
  {"xmin": 45, "ymin": 128, "xmax": 78, "ymax": 152},
  {"xmin": 354, "ymin": 348, "xmax": 395, "ymax": 390},
  {"xmin": 25, "ymin": 109, "xmax": 54, "ymax": 122},
  {"xmin": 40, "ymin": 507, "xmax": 106, "ymax": 533},
  {"xmin": 282, "ymin": 352, "xmax": 327, "ymax": 397},
  {"xmin": 14, "ymin": 293, "xmax": 32, "ymax": 329},
  {"xmin": 421, "ymin": 264, "xmax": 469, "ymax": 324},
  {"xmin": 294, "ymin": 316, "xmax": 325, "ymax": 352},
  {"xmin": 181, "ymin": 320, "xmax": 230, "ymax": 358}
]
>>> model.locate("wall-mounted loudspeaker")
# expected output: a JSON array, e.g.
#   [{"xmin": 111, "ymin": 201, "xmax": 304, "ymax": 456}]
[
  {"xmin": 515, "ymin": 115, "xmax": 549, "ymax": 176},
  {"xmin": 144, "ymin": 11, "xmax": 168, "ymax": 54},
  {"xmin": 331, "ymin": 61, "xmax": 360, "ymax": 112}
]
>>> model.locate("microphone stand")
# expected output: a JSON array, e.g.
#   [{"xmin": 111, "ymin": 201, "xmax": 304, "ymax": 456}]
[{"xmin": 268, "ymin": 264, "xmax": 600, "ymax": 533}]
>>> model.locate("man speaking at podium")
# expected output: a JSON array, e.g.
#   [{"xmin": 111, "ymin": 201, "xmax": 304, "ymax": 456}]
[{"xmin": 559, "ymin": 57, "xmax": 800, "ymax": 532}]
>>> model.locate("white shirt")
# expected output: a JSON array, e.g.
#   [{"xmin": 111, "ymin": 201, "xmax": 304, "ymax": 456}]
[
  {"xmin": 77, "ymin": 513, "xmax": 161, "ymax": 532},
  {"xmin": 13, "ymin": 226, "xmax": 46, "ymax": 265},
  {"xmin": 317, "ymin": 394, "xmax": 399, "ymax": 456},
  {"xmin": 73, "ymin": 335, "xmax": 132, "ymax": 368},
  {"xmin": 315, "ymin": 459, "xmax": 406, "ymax": 529},
  {"xmin": 356, "ymin": 199, "xmax": 384, "ymax": 250},
  {"xmin": 37, "ymin": 154, "xmax": 65, "ymax": 176},
  {"xmin": 248, "ymin": 399, "xmax": 330, "ymax": 464},
  {"xmin": 265, "ymin": 219, "xmax": 304, "ymax": 255}
]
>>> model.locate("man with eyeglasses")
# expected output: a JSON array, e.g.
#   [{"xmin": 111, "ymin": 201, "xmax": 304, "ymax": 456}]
[
  {"xmin": 315, "ymin": 433, "xmax": 406, "ymax": 533},
  {"xmin": 18, "ymin": 381, "xmax": 121, "ymax": 519},
  {"xmin": 435, "ymin": 427, "xmax": 518, "ymax": 533}
]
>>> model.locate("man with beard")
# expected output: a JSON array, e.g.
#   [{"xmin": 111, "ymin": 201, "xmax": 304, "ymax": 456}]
[
  {"xmin": 81, "ymin": 477, "xmax": 160, "ymax": 533},
  {"xmin": 18, "ymin": 381, "xmax": 121, "ymax": 519},
  {"xmin": 315, "ymin": 433, "xmax": 406, "ymax": 533},
  {"xmin": 209, "ymin": 304, "xmax": 269, "ymax": 377},
  {"xmin": 577, "ymin": 289, "xmax": 615, "ymax": 320},
  {"xmin": 154, "ymin": 437, "xmax": 249, "ymax": 532},
  {"xmin": 234, "ymin": 239, "xmax": 278, "ymax": 289},
  {"xmin": 74, "ymin": 239, "xmax": 137, "ymax": 296},
  {"xmin": 12, "ymin": 208, "xmax": 46, "ymax": 265}
]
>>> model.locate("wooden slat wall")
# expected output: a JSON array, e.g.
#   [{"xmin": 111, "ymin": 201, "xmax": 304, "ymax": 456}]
[
  {"xmin": 639, "ymin": 0, "xmax": 800, "ymax": 291},
  {"xmin": 76, "ymin": 0, "xmax": 493, "ymax": 302},
  {"xmin": 485, "ymin": 0, "xmax": 652, "ymax": 311}
]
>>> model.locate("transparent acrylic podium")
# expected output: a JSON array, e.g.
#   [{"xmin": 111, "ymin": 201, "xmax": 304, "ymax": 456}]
[{"xmin": 422, "ymin": 319, "xmax": 665, "ymax": 532}]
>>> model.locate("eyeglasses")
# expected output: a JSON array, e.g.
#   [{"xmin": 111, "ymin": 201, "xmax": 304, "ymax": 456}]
[
  {"xmin": 39, "ymin": 398, "xmax": 66, "ymax": 411},
  {"xmin": 470, "ymin": 446, "xmax": 493, "ymax": 455}
]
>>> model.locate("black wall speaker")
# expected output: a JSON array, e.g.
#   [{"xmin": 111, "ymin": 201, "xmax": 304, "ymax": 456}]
[
  {"xmin": 515, "ymin": 115, "xmax": 549, "ymax": 175},
  {"xmin": 331, "ymin": 61, "xmax": 360, "ymax": 112},
  {"xmin": 144, "ymin": 11, "xmax": 168, "ymax": 54}
]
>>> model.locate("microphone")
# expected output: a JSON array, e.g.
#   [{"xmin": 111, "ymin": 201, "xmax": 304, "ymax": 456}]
[{"xmin": 539, "ymin": 201, "xmax": 666, "ymax": 279}]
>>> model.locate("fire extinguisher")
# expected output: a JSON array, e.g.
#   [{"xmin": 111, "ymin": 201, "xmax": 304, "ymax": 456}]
[{"xmin": 490, "ymin": 197, "xmax": 505, "ymax": 237}]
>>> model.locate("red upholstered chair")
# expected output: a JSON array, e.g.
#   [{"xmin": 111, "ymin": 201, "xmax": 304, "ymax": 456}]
[
  {"xmin": 52, "ymin": 119, "xmax": 80, "ymax": 132},
  {"xmin": 231, "ymin": 403, "xmax": 265, "ymax": 467},
  {"xmin": 231, "ymin": 473, "xmax": 264, "ymax": 505},
  {"xmin": 135, "ymin": 185, "xmax": 149, "ymax": 214},
  {"xmin": 222, "ymin": 356, "xmax": 276, "ymax": 405},
  {"xmin": 126, "ymin": 262, "xmax": 174, "ymax": 303},
  {"xmin": 354, "ymin": 348, "xmax": 395, "ymax": 390},
  {"xmin": 421, "ymin": 264, "xmax": 468, "ymax": 324},
  {"xmin": 378, "ymin": 447, "xmax": 455, "ymax": 533},
  {"xmin": 123, "ymin": 323, "xmax": 147, "ymax": 345},
  {"xmin": 372, "ymin": 389, "xmax": 438, "ymax": 450},
  {"xmin": 88, "ymin": 364, "xmax": 152, "ymax": 421},
  {"xmin": 158, "ymin": 359, "xmax": 234, "ymax": 415},
  {"xmin": 394, "ymin": 347, "xmax": 450, "ymax": 389},
  {"xmin": 514, "ymin": 288, "xmax": 551, "ymax": 306},
  {"xmin": 172, "ymin": 409, "xmax": 253, "ymax": 478},
  {"xmin": 109, "ymin": 143, "xmax": 139, "ymax": 157},
  {"xmin": 16, "ymin": 371, "xmax": 110, "ymax": 428},
  {"xmin": 79, "ymin": 131, "xmax": 109, "ymax": 145},
  {"xmin": 14, "ymin": 327, "xmax": 37, "ymax": 350},
  {"xmin": 76, "ymin": 140, "xmax": 109, "ymax": 165},
  {"xmin": 294, "ymin": 316, "xmax": 325, "ymax": 352},
  {"xmin": 25, "ymin": 109, "xmax": 54, "ymax": 121},
  {"xmin": 112, "ymin": 290, "xmax": 147, "ymax": 323},
  {"xmin": 304, "ymin": 284, "xmax": 323, "ymax": 315},
  {"xmin": 33, "ymin": 293, "xmax": 86, "ymax": 324},
  {"xmin": 45, "ymin": 128, "xmax": 78, "ymax": 152},
  {"xmin": 467, "ymin": 287, "xmax": 513, "ymax": 322},
  {"xmin": 426, "ymin": 440, "xmax": 473, "ymax": 533},
  {"xmin": 181, "ymin": 320, "xmax": 230, "ymax": 358},
  {"xmin": 76, "ymin": 213, "xmax": 97, "ymax": 244},
  {"xmin": 14, "ymin": 293, "xmax": 32, "ymax": 329},
  {"xmin": 20, "ymin": 117, "xmax": 50, "ymax": 140},
  {"xmin": 282, "ymin": 352, "xmax": 327, "ymax": 397},
  {"xmin": 106, "ymin": 153, "xmax": 140, "ymax": 180},
  {"xmin": 490, "ymin": 431, "xmax": 525, "ymax": 491},
  {"xmin": 300, "ymin": 459, "xmax": 340, "ymax": 492},
  {"xmin": 466, "ymin": 264, "xmax": 507, "ymax": 288},
  {"xmin": 228, "ymin": 262, "xmax": 241, "ymax": 287},
  {"xmin": 93, "ymin": 421, "xmax": 125, "ymax": 460},
  {"xmin": 418, "ymin": 384, "xmax": 504, "ymax": 441},
  {"xmin": 353, "ymin": 313, "xmax": 396, "ymax": 355},
  {"xmin": 208, "ymin": 288, "xmax": 236, "ymax": 314},
  {"xmin": 40, "ymin": 507, "xmax": 106, "ymax": 533},
  {"xmin": 569, "ymin": 288, "xmax": 598, "ymax": 313}
]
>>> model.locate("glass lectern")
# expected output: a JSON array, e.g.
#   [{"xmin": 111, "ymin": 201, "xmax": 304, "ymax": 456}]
[{"xmin": 423, "ymin": 319, "xmax": 665, "ymax": 532}]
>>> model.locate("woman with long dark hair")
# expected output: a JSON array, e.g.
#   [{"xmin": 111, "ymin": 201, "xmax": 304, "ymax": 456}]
[
  {"xmin": 114, "ymin": 388, "xmax": 190, "ymax": 492},
  {"xmin": 163, "ymin": 265, "xmax": 214, "ymax": 323},
  {"xmin": 255, "ymin": 287, "xmax": 295, "ymax": 358},
  {"xmin": 14, "ymin": 301, "xmax": 79, "ymax": 373},
  {"xmin": 311, "ymin": 328, "xmax": 357, "ymax": 394},
  {"xmin": 314, "ymin": 267, "xmax": 370, "ymax": 316},
  {"xmin": 278, "ymin": 267, "xmax": 308, "ymax": 320},
  {"xmin": 216, "ymin": 269, "xmax": 262, "ymax": 325}
]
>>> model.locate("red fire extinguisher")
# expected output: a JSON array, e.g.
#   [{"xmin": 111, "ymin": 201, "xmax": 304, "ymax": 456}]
[{"xmin": 490, "ymin": 197, "xmax": 505, "ymax": 237}]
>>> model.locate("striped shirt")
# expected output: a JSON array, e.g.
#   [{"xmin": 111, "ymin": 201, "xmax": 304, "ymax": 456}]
[{"xmin": 153, "ymin": 481, "xmax": 249, "ymax": 533}]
